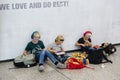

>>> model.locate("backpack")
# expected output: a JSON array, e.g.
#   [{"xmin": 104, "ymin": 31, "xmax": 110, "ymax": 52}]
[
  {"xmin": 101, "ymin": 43, "xmax": 117, "ymax": 55},
  {"xmin": 87, "ymin": 49, "xmax": 112, "ymax": 64},
  {"xmin": 13, "ymin": 54, "xmax": 37, "ymax": 68}
]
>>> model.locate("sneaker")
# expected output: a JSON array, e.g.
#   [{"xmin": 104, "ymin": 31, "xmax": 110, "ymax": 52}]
[
  {"xmin": 55, "ymin": 63, "xmax": 66, "ymax": 69},
  {"xmin": 38, "ymin": 65, "xmax": 44, "ymax": 72}
]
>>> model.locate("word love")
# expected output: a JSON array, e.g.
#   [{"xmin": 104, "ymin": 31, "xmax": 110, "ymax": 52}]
[{"xmin": 12, "ymin": 3, "xmax": 27, "ymax": 10}]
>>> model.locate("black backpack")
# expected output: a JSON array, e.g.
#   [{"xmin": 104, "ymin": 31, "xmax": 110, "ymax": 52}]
[
  {"xmin": 101, "ymin": 43, "xmax": 117, "ymax": 55},
  {"xmin": 87, "ymin": 49, "xmax": 112, "ymax": 64}
]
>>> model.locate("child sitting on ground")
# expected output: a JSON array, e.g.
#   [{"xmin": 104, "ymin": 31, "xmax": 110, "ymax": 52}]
[{"xmin": 47, "ymin": 35, "xmax": 69, "ymax": 64}]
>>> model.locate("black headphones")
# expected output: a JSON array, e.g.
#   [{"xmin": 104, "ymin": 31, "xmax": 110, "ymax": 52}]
[{"xmin": 31, "ymin": 31, "xmax": 40, "ymax": 39}]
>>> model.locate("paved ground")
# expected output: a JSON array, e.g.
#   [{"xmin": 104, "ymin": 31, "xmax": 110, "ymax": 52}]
[{"xmin": 0, "ymin": 46, "xmax": 120, "ymax": 80}]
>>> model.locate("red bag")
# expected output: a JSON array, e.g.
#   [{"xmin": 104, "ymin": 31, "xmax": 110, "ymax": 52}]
[
  {"xmin": 66, "ymin": 58, "xmax": 94, "ymax": 69},
  {"xmin": 66, "ymin": 58, "xmax": 85, "ymax": 69}
]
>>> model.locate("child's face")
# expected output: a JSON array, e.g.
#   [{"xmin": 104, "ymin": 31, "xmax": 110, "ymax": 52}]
[
  {"xmin": 56, "ymin": 40, "xmax": 64, "ymax": 45},
  {"xmin": 85, "ymin": 33, "xmax": 91, "ymax": 39},
  {"xmin": 33, "ymin": 33, "xmax": 40, "ymax": 42},
  {"xmin": 33, "ymin": 36, "xmax": 39, "ymax": 41}
]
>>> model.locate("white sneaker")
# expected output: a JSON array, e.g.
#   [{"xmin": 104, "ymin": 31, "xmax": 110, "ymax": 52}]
[
  {"xmin": 39, "ymin": 65, "xmax": 44, "ymax": 72},
  {"xmin": 55, "ymin": 63, "xmax": 66, "ymax": 69}
]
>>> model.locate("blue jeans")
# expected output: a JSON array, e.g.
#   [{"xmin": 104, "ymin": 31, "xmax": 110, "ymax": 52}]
[
  {"xmin": 49, "ymin": 52, "xmax": 69, "ymax": 64},
  {"xmin": 86, "ymin": 47, "xmax": 103, "ymax": 54},
  {"xmin": 89, "ymin": 47, "xmax": 102, "ymax": 51},
  {"xmin": 35, "ymin": 50, "xmax": 58, "ymax": 65}
]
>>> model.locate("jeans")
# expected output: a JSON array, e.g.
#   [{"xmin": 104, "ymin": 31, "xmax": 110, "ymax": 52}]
[
  {"xmin": 86, "ymin": 47, "xmax": 103, "ymax": 55},
  {"xmin": 51, "ymin": 53, "xmax": 69, "ymax": 64},
  {"xmin": 35, "ymin": 50, "xmax": 58, "ymax": 65},
  {"xmin": 89, "ymin": 47, "xmax": 102, "ymax": 51}
]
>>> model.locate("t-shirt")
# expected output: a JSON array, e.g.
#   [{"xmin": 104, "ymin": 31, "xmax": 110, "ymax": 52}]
[
  {"xmin": 77, "ymin": 37, "xmax": 91, "ymax": 51},
  {"xmin": 77, "ymin": 37, "xmax": 91, "ymax": 44},
  {"xmin": 48, "ymin": 43, "xmax": 63, "ymax": 52},
  {"xmin": 25, "ymin": 40, "xmax": 45, "ymax": 54}
]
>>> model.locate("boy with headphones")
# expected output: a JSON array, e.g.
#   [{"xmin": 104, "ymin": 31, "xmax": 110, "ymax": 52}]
[
  {"xmin": 47, "ymin": 35, "xmax": 69, "ymax": 64},
  {"xmin": 23, "ymin": 31, "xmax": 65, "ymax": 72}
]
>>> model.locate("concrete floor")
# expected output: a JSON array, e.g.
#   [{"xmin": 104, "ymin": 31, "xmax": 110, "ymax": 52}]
[{"xmin": 0, "ymin": 46, "xmax": 120, "ymax": 80}]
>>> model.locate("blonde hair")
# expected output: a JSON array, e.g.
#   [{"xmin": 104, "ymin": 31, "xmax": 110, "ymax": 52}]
[
  {"xmin": 55, "ymin": 35, "xmax": 64, "ymax": 42},
  {"xmin": 34, "ymin": 32, "xmax": 40, "ymax": 38}
]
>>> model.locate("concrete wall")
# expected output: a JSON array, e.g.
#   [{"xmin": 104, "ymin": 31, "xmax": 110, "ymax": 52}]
[{"xmin": 0, "ymin": 0, "xmax": 120, "ymax": 60}]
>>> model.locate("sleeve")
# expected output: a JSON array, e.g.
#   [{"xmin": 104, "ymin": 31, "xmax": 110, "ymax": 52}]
[
  {"xmin": 40, "ymin": 41, "xmax": 45, "ymax": 49},
  {"xmin": 77, "ymin": 37, "xmax": 82, "ymax": 43},
  {"xmin": 25, "ymin": 42, "xmax": 31, "ymax": 51}
]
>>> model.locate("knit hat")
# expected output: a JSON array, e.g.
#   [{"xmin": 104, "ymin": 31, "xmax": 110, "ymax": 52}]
[{"xmin": 83, "ymin": 31, "xmax": 92, "ymax": 37}]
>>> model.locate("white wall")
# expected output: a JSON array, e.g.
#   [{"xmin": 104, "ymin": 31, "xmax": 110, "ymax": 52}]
[{"xmin": 0, "ymin": 0, "xmax": 120, "ymax": 60}]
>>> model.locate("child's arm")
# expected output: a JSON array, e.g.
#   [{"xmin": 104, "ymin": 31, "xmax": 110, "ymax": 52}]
[
  {"xmin": 23, "ymin": 50, "xmax": 28, "ymax": 56},
  {"xmin": 75, "ymin": 42, "xmax": 86, "ymax": 47},
  {"xmin": 48, "ymin": 47, "xmax": 57, "ymax": 53},
  {"xmin": 85, "ymin": 40, "xmax": 92, "ymax": 47}
]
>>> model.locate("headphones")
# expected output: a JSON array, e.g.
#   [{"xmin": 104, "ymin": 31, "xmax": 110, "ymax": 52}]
[{"xmin": 31, "ymin": 31, "xmax": 40, "ymax": 39}]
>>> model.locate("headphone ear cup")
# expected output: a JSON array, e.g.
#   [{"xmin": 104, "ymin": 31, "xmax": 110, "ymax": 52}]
[
  {"xmin": 31, "ymin": 34, "xmax": 33, "ymax": 39},
  {"xmin": 31, "ymin": 32, "xmax": 35, "ymax": 39}
]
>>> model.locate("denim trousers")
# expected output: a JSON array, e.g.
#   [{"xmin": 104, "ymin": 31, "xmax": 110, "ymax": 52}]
[
  {"xmin": 51, "ymin": 53, "xmax": 69, "ymax": 64},
  {"xmin": 35, "ymin": 50, "xmax": 57, "ymax": 65}
]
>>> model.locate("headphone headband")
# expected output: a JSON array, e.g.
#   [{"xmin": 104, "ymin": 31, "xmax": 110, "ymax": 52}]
[{"xmin": 31, "ymin": 31, "xmax": 40, "ymax": 39}]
